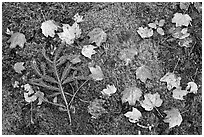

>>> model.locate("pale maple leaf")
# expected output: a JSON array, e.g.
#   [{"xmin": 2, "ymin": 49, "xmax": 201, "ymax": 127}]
[
  {"xmin": 178, "ymin": 37, "xmax": 193, "ymax": 47},
  {"xmin": 8, "ymin": 32, "xmax": 26, "ymax": 49},
  {"xmin": 137, "ymin": 27, "xmax": 153, "ymax": 38},
  {"xmin": 89, "ymin": 65, "xmax": 104, "ymax": 81},
  {"xmin": 163, "ymin": 108, "xmax": 183, "ymax": 129},
  {"xmin": 157, "ymin": 19, "xmax": 165, "ymax": 27},
  {"xmin": 124, "ymin": 107, "xmax": 142, "ymax": 123},
  {"xmin": 121, "ymin": 86, "xmax": 142, "ymax": 105},
  {"xmin": 81, "ymin": 45, "xmax": 97, "ymax": 59},
  {"xmin": 172, "ymin": 86, "xmax": 188, "ymax": 100},
  {"xmin": 88, "ymin": 28, "xmax": 107, "ymax": 47},
  {"xmin": 157, "ymin": 28, "xmax": 165, "ymax": 35},
  {"xmin": 58, "ymin": 22, "xmax": 81, "ymax": 45},
  {"xmin": 160, "ymin": 72, "xmax": 181, "ymax": 90},
  {"xmin": 101, "ymin": 84, "xmax": 117, "ymax": 97},
  {"xmin": 136, "ymin": 65, "xmax": 152, "ymax": 83},
  {"xmin": 186, "ymin": 81, "xmax": 198, "ymax": 94},
  {"xmin": 118, "ymin": 48, "xmax": 138, "ymax": 65},
  {"xmin": 14, "ymin": 62, "xmax": 25, "ymax": 74},
  {"xmin": 172, "ymin": 13, "xmax": 192, "ymax": 27},
  {"xmin": 41, "ymin": 20, "xmax": 58, "ymax": 37},
  {"xmin": 88, "ymin": 98, "xmax": 107, "ymax": 119},
  {"xmin": 140, "ymin": 92, "xmax": 163, "ymax": 111},
  {"xmin": 73, "ymin": 13, "xmax": 84, "ymax": 23},
  {"xmin": 148, "ymin": 23, "xmax": 157, "ymax": 29},
  {"xmin": 170, "ymin": 27, "xmax": 190, "ymax": 39}
]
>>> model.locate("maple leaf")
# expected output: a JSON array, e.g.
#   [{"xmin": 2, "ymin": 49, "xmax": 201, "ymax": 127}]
[
  {"xmin": 41, "ymin": 20, "xmax": 58, "ymax": 37},
  {"xmin": 178, "ymin": 37, "xmax": 193, "ymax": 47},
  {"xmin": 163, "ymin": 108, "xmax": 183, "ymax": 129},
  {"xmin": 69, "ymin": 55, "xmax": 81, "ymax": 64},
  {"xmin": 157, "ymin": 27, "xmax": 165, "ymax": 35},
  {"xmin": 14, "ymin": 62, "xmax": 25, "ymax": 74},
  {"xmin": 157, "ymin": 19, "xmax": 165, "ymax": 27},
  {"xmin": 160, "ymin": 72, "xmax": 181, "ymax": 90},
  {"xmin": 118, "ymin": 48, "xmax": 138, "ymax": 65},
  {"xmin": 137, "ymin": 27, "xmax": 153, "ymax": 38},
  {"xmin": 88, "ymin": 98, "xmax": 107, "ymax": 119},
  {"xmin": 121, "ymin": 86, "xmax": 142, "ymax": 105},
  {"xmin": 179, "ymin": 2, "xmax": 190, "ymax": 10},
  {"xmin": 101, "ymin": 84, "xmax": 117, "ymax": 97},
  {"xmin": 140, "ymin": 92, "xmax": 163, "ymax": 111},
  {"xmin": 73, "ymin": 13, "xmax": 84, "ymax": 23},
  {"xmin": 136, "ymin": 65, "xmax": 152, "ymax": 83},
  {"xmin": 186, "ymin": 81, "xmax": 198, "ymax": 94},
  {"xmin": 58, "ymin": 22, "xmax": 81, "ymax": 45},
  {"xmin": 172, "ymin": 86, "xmax": 188, "ymax": 100},
  {"xmin": 88, "ymin": 28, "xmax": 107, "ymax": 47},
  {"xmin": 172, "ymin": 13, "xmax": 192, "ymax": 27},
  {"xmin": 124, "ymin": 107, "xmax": 142, "ymax": 123},
  {"xmin": 170, "ymin": 27, "xmax": 190, "ymax": 39},
  {"xmin": 8, "ymin": 32, "xmax": 26, "ymax": 49},
  {"xmin": 89, "ymin": 65, "xmax": 104, "ymax": 81},
  {"xmin": 81, "ymin": 45, "xmax": 97, "ymax": 59}
]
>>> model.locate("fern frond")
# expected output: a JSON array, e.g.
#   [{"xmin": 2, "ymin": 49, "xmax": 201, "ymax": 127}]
[
  {"xmin": 54, "ymin": 44, "xmax": 64, "ymax": 62},
  {"xmin": 30, "ymin": 79, "xmax": 60, "ymax": 92},
  {"xmin": 31, "ymin": 60, "xmax": 43, "ymax": 76},
  {"xmin": 61, "ymin": 61, "xmax": 71, "ymax": 82},
  {"xmin": 62, "ymin": 76, "xmax": 90, "ymax": 85},
  {"xmin": 43, "ymin": 75, "xmax": 58, "ymax": 84},
  {"xmin": 40, "ymin": 62, "xmax": 46, "ymax": 75},
  {"xmin": 56, "ymin": 55, "xmax": 68, "ymax": 66},
  {"xmin": 42, "ymin": 48, "xmax": 53, "ymax": 64}
]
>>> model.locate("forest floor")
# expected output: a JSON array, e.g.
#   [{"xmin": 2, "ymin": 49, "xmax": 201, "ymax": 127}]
[{"xmin": 2, "ymin": 2, "xmax": 202, "ymax": 135}]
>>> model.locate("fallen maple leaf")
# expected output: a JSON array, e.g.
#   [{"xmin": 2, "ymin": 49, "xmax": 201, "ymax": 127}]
[
  {"xmin": 73, "ymin": 13, "xmax": 84, "ymax": 23},
  {"xmin": 160, "ymin": 72, "xmax": 181, "ymax": 90},
  {"xmin": 140, "ymin": 92, "xmax": 163, "ymax": 111},
  {"xmin": 163, "ymin": 108, "xmax": 183, "ymax": 129},
  {"xmin": 172, "ymin": 86, "xmax": 188, "ymax": 100},
  {"xmin": 169, "ymin": 27, "xmax": 190, "ymax": 39},
  {"xmin": 58, "ymin": 22, "xmax": 81, "ymax": 45},
  {"xmin": 172, "ymin": 13, "xmax": 192, "ymax": 27},
  {"xmin": 121, "ymin": 86, "xmax": 142, "ymax": 105},
  {"xmin": 88, "ymin": 28, "xmax": 107, "ymax": 47},
  {"xmin": 88, "ymin": 98, "xmax": 107, "ymax": 119},
  {"xmin": 14, "ymin": 62, "xmax": 25, "ymax": 74},
  {"xmin": 137, "ymin": 27, "xmax": 153, "ymax": 38},
  {"xmin": 157, "ymin": 27, "xmax": 165, "ymax": 35},
  {"xmin": 136, "ymin": 65, "xmax": 152, "ymax": 83},
  {"xmin": 118, "ymin": 48, "xmax": 138, "ymax": 65},
  {"xmin": 89, "ymin": 65, "xmax": 104, "ymax": 81},
  {"xmin": 178, "ymin": 37, "xmax": 193, "ymax": 47},
  {"xmin": 124, "ymin": 107, "xmax": 142, "ymax": 123},
  {"xmin": 101, "ymin": 84, "xmax": 117, "ymax": 97},
  {"xmin": 186, "ymin": 81, "xmax": 198, "ymax": 94},
  {"xmin": 81, "ymin": 45, "xmax": 97, "ymax": 59},
  {"xmin": 41, "ymin": 20, "xmax": 58, "ymax": 37},
  {"xmin": 8, "ymin": 32, "xmax": 26, "ymax": 49}
]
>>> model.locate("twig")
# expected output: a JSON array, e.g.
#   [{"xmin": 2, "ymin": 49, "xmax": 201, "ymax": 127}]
[
  {"xmin": 173, "ymin": 57, "xmax": 180, "ymax": 73},
  {"xmin": 68, "ymin": 79, "xmax": 89, "ymax": 106},
  {"xmin": 30, "ymin": 102, "xmax": 34, "ymax": 124},
  {"xmin": 193, "ymin": 68, "xmax": 198, "ymax": 82}
]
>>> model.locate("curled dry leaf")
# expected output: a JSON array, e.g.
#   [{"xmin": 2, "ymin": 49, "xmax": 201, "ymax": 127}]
[
  {"xmin": 101, "ymin": 84, "xmax": 117, "ymax": 97},
  {"xmin": 124, "ymin": 107, "xmax": 142, "ymax": 123},
  {"xmin": 88, "ymin": 98, "xmax": 107, "ymax": 119},
  {"xmin": 172, "ymin": 86, "xmax": 188, "ymax": 100},
  {"xmin": 140, "ymin": 92, "xmax": 163, "ymax": 111},
  {"xmin": 14, "ymin": 62, "xmax": 25, "ymax": 74},
  {"xmin": 137, "ymin": 27, "xmax": 153, "ymax": 38},
  {"xmin": 121, "ymin": 86, "xmax": 142, "ymax": 105},
  {"xmin": 172, "ymin": 13, "xmax": 192, "ymax": 27},
  {"xmin": 58, "ymin": 22, "xmax": 81, "ymax": 45},
  {"xmin": 41, "ymin": 20, "xmax": 58, "ymax": 37},
  {"xmin": 178, "ymin": 37, "xmax": 193, "ymax": 47},
  {"xmin": 89, "ymin": 65, "xmax": 104, "ymax": 81},
  {"xmin": 73, "ymin": 13, "xmax": 83, "ymax": 23},
  {"xmin": 160, "ymin": 72, "xmax": 181, "ymax": 90},
  {"xmin": 163, "ymin": 108, "xmax": 183, "ymax": 129},
  {"xmin": 8, "ymin": 32, "xmax": 26, "ymax": 49},
  {"xmin": 186, "ymin": 81, "xmax": 198, "ymax": 94},
  {"xmin": 118, "ymin": 48, "xmax": 138, "ymax": 65},
  {"xmin": 88, "ymin": 28, "xmax": 107, "ymax": 47},
  {"xmin": 81, "ymin": 45, "xmax": 97, "ymax": 59},
  {"xmin": 136, "ymin": 65, "xmax": 152, "ymax": 83},
  {"xmin": 169, "ymin": 27, "xmax": 190, "ymax": 39}
]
